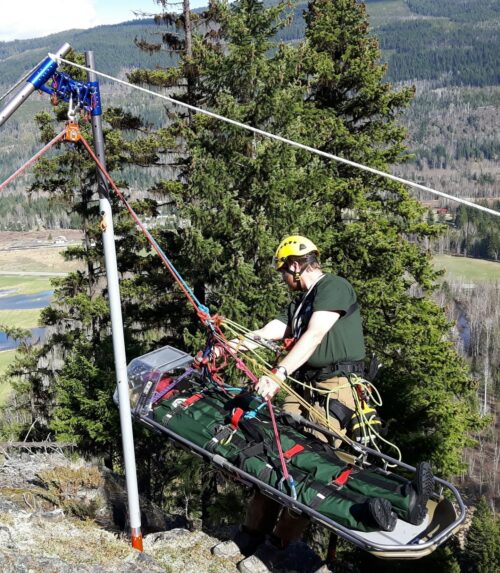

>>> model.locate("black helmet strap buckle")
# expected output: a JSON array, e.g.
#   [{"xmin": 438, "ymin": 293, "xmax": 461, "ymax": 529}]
[{"xmin": 283, "ymin": 260, "xmax": 310, "ymax": 283}]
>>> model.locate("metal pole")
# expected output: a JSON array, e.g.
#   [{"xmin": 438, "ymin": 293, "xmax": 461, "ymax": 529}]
[
  {"xmin": 0, "ymin": 43, "xmax": 71, "ymax": 127},
  {"xmin": 85, "ymin": 51, "xmax": 143, "ymax": 551}
]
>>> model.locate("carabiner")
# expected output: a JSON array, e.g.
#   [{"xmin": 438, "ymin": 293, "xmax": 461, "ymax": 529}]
[{"xmin": 67, "ymin": 94, "xmax": 76, "ymax": 121}]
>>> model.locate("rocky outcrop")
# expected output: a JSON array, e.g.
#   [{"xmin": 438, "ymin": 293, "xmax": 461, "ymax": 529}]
[
  {"xmin": 0, "ymin": 449, "xmax": 327, "ymax": 573},
  {"xmin": 0, "ymin": 450, "xmax": 238, "ymax": 573}
]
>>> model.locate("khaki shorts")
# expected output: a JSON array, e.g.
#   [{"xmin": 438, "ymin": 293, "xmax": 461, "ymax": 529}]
[{"xmin": 283, "ymin": 375, "xmax": 355, "ymax": 443}]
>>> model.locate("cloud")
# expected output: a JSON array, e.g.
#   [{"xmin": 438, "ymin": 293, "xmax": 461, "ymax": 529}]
[{"xmin": 0, "ymin": 0, "xmax": 99, "ymax": 42}]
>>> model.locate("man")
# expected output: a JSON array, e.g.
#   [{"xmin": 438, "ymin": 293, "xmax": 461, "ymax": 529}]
[
  {"xmin": 217, "ymin": 235, "xmax": 365, "ymax": 438},
  {"xmin": 213, "ymin": 235, "xmax": 433, "ymax": 571},
  {"xmin": 253, "ymin": 234, "xmax": 365, "ymax": 436}
]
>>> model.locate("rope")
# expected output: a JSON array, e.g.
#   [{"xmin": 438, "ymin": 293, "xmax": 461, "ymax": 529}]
[
  {"xmin": 215, "ymin": 321, "xmax": 356, "ymax": 448},
  {"xmin": 210, "ymin": 320, "xmax": 400, "ymax": 459},
  {"xmin": 77, "ymin": 133, "xmax": 210, "ymax": 319},
  {"xmin": 78, "ymin": 129, "xmax": 306, "ymax": 484},
  {"xmin": 49, "ymin": 55, "xmax": 500, "ymax": 219},
  {"xmin": 349, "ymin": 375, "xmax": 402, "ymax": 464},
  {"xmin": 0, "ymin": 130, "xmax": 66, "ymax": 193}
]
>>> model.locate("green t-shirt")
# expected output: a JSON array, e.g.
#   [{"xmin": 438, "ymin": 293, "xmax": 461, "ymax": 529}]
[{"xmin": 277, "ymin": 274, "xmax": 365, "ymax": 368}]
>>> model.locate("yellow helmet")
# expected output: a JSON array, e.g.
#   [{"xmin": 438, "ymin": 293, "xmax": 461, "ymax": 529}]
[{"xmin": 274, "ymin": 235, "xmax": 319, "ymax": 270}]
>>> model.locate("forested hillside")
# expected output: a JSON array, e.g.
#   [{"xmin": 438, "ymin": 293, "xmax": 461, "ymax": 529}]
[
  {"xmin": 0, "ymin": 1, "xmax": 498, "ymax": 571},
  {"xmin": 1, "ymin": 1, "xmax": 498, "ymax": 86},
  {"xmin": 0, "ymin": 20, "xmax": 176, "ymax": 84},
  {"xmin": 0, "ymin": 0, "xmax": 497, "ymax": 210}
]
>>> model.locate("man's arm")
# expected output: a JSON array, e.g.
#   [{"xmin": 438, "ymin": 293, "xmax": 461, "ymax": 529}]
[
  {"xmin": 256, "ymin": 310, "xmax": 341, "ymax": 400},
  {"xmin": 277, "ymin": 310, "xmax": 340, "ymax": 376},
  {"xmin": 229, "ymin": 319, "xmax": 289, "ymax": 353}
]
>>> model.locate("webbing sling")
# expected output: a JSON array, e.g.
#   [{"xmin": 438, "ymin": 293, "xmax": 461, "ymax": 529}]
[
  {"xmin": 308, "ymin": 480, "xmax": 368, "ymax": 510},
  {"xmin": 333, "ymin": 467, "xmax": 354, "ymax": 487},
  {"xmin": 162, "ymin": 393, "xmax": 204, "ymax": 426}
]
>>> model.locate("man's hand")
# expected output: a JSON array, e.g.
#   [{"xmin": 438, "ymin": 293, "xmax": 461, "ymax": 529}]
[{"xmin": 255, "ymin": 369, "xmax": 286, "ymax": 401}]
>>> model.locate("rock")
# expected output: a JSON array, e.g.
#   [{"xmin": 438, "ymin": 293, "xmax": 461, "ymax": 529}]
[
  {"xmin": 123, "ymin": 549, "xmax": 165, "ymax": 572},
  {"xmin": 212, "ymin": 539, "xmax": 243, "ymax": 558},
  {"xmin": 145, "ymin": 528, "xmax": 191, "ymax": 545},
  {"xmin": 0, "ymin": 526, "xmax": 16, "ymax": 550},
  {"xmin": 0, "ymin": 451, "xmax": 324, "ymax": 573},
  {"xmin": 29, "ymin": 508, "xmax": 65, "ymax": 523}
]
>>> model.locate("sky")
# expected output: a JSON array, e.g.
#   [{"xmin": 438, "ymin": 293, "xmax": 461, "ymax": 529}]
[{"xmin": 0, "ymin": 0, "xmax": 207, "ymax": 43}]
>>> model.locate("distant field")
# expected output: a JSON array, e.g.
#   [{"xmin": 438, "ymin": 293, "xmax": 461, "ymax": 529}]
[
  {"xmin": 0, "ymin": 275, "xmax": 53, "ymax": 295},
  {"xmin": 0, "ymin": 308, "xmax": 41, "ymax": 329},
  {"xmin": 433, "ymin": 255, "xmax": 500, "ymax": 282},
  {"xmin": 0, "ymin": 349, "xmax": 16, "ymax": 405},
  {"xmin": 0, "ymin": 246, "xmax": 81, "ymax": 274}
]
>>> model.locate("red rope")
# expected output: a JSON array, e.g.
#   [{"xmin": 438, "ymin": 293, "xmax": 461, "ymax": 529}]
[
  {"xmin": 78, "ymin": 133, "xmax": 203, "ymax": 316},
  {"xmin": 79, "ymin": 132, "xmax": 246, "ymax": 368},
  {"xmin": 0, "ymin": 124, "xmax": 293, "ymax": 488},
  {"xmin": 0, "ymin": 130, "xmax": 66, "ymax": 193},
  {"xmin": 208, "ymin": 332, "xmax": 290, "ymax": 483},
  {"xmin": 266, "ymin": 398, "xmax": 291, "ymax": 483}
]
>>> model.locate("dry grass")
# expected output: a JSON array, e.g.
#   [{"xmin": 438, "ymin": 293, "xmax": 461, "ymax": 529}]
[
  {"xmin": 0, "ymin": 247, "xmax": 82, "ymax": 274},
  {"xmin": 38, "ymin": 465, "xmax": 104, "ymax": 494},
  {"xmin": 30, "ymin": 519, "xmax": 132, "ymax": 566}
]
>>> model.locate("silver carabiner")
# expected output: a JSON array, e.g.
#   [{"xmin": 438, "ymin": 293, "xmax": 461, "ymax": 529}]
[{"xmin": 67, "ymin": 94, "xmax": 76, "ymax": 121}]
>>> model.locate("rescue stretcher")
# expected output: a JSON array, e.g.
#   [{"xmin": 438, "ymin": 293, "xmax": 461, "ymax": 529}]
[{"xmin": 118, "ymin": 345, "xmax": 466, "ymax": 560}]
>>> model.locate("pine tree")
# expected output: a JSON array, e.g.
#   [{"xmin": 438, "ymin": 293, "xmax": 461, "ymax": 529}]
[
  {"xmin": 156, "ymin": 0, "xmax": 483, "ymax": 474},
  {"xmin": 298, "ymin": 0, "xmax": 487, "ymax": 475},
  {"xmin": 461, "ymin": 497, "xmax": 500, "ymax": 573}
]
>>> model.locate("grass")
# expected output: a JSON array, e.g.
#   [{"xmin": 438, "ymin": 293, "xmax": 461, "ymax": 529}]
[
  {"xmin": 433, "ymin": 254, "xmax": 500, "ymax": 283},
  {"xmin": 0, "ymin": 308, "xmax": 42, "ymax": 329},
  {"xmin": 0, "ymin": 349, "xmax": 16, "ymax": 405},
  {"xmin": 0, "ymin": 246, "xmax": 81, "ymax": 274},
  {"xmin": 0, "ymin": 275, "xmax": 53, "ymax": 295}
]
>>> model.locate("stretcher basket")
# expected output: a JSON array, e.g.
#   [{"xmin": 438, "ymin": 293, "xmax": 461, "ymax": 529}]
[{"xmin": 118, "ymin": 345, "xmax": 466, "ymax": 560}]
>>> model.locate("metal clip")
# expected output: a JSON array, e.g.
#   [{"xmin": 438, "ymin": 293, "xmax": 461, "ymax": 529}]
[
  {"xmin": 67, "ymin": 94, "xmax": 76, "ymax": 121},
  {"xmin": 278, "ymin": 476, "xmax": 297, "ymax": 500}
]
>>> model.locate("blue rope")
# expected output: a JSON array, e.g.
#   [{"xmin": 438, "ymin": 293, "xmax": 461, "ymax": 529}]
[{"xmin": 147, "ymin": 232, "xmax": 210, "ymax": 316}]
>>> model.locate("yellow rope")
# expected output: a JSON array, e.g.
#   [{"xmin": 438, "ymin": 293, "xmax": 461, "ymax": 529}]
[
  {"xmin": 214, "ymin": 322, "xmax": 355, "ymax": 447},
  {"xmin": 349, "ymin": 375, "xmax": 402, "ymax": 464},
  {"xmin": 215, "ymin": 317, "xmax": 401, "ymax": 459}
]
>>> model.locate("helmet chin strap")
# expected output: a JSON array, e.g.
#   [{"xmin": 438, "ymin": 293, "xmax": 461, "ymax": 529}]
[
  {"xmin": 283, "ymin": 254, "xmax": 318, "ymax": 288},
  {"xmin": 284, "ymin": 264, "xmax": 307, "ymax": 286}
]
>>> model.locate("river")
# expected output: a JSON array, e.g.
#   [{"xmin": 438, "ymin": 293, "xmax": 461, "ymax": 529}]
[{"xmin": 0, "ymin": 290, "xmax": 52, "ymax": 350}]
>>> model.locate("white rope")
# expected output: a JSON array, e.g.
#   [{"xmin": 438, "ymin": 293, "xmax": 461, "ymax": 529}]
[{"xmin": 51, "ymin": 54, "xmax": 500, "ymax": 218}]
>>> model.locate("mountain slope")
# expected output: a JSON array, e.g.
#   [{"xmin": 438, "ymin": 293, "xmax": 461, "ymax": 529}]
[
  {"xmin": 0, "ymin": 1, "xmax": 498, "ymax": 87},
  {"xmin": 0, "ymin": 20, "xmax": 175, "ymax": 84}
]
